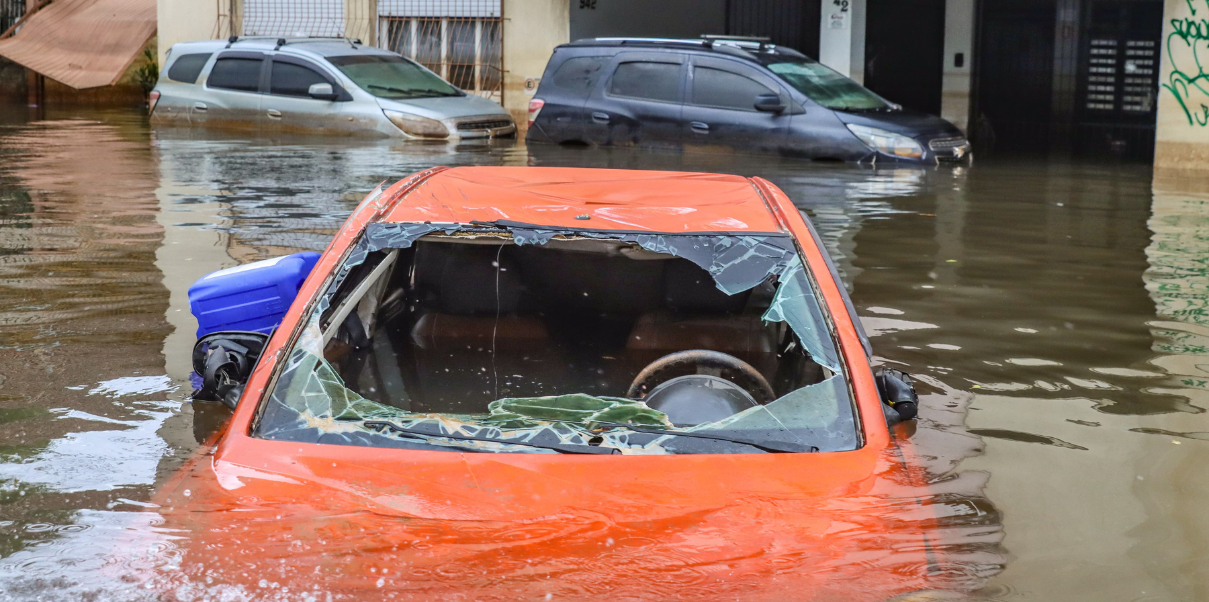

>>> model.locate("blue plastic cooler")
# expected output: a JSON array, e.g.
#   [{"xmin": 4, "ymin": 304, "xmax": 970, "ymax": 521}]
[{"xmin": 189, "ymin": 252, "xmax": 321, "ymax": 338}]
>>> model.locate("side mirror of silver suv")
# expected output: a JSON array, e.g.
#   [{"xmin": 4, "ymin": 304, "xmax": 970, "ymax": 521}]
[{"xmin": 308, "ymin": 83, "xmax": 338, "ymax": 101}]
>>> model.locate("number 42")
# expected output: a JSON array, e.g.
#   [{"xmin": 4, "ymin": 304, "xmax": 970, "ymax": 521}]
[{"xmin": 833, "ymin": 0, "xmax": 849, "ymax": 11}]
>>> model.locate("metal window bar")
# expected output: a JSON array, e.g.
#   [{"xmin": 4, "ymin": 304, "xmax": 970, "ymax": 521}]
[
  {"xmin": 221, "ymin": 0, "xmax": 503, "ymax": 102},
  {"xmin": 380, "ymin": 15, "xmax": 501, "ymax": 100},
  {"xmin": 1, "ymin": 0, "xmax": 26, "ymax": 37}
]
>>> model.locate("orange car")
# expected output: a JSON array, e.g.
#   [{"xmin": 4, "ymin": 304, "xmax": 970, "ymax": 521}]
[{"xmin": 154, "ymin": 167, "xmax": 957, "ymax": 601}]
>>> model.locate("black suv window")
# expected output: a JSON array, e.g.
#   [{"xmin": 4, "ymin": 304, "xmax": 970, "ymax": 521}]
[
  {"xmin": 608, "ymin": 61, "xmax": 681, "ymax": 102},
  {"xmin": 208, "ymin": 58, "xmax": 264, "ymax": 92},
  {"xmin": 550, "ymin": 56, "xmax": 609, "ymax": 95},
  {"xmin": 166, "ymin": 53, "xmax": 211, "ymax": 84},
  {"xmin": 270, "ymin": 61, "xmax": 329, "ymax": 97},
  {"xmin": 691, "ymin": 67, "xmax": 775, "ymax": 111}
]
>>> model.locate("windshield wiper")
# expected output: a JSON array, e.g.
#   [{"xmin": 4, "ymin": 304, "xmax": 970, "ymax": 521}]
[
  {"xmin": 368, "ymin": 84, "xmax": 459, "ymax": 98},
  {"xmin": 594, "ymin": 422, "xmax": 817, "ymax": 454},
  {"xmin": 364, "ymin": 420, "xmax": 618, "ymax": 455}
]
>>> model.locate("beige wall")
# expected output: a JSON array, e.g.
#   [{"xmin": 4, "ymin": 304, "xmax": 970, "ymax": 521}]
[
  {"xmin": 344, "ymin": 0, "xmax": 377, "ymax": 47},
  {"xmin": 1155, "ymin": 0, "xmax": 1209, "ymax": 170},
  {"xmin": 157, "ymin": 0, "xmax": 225, "ymax": 65},
  {"xmin": 819, "ymin": 0, "xmax": 864, "ymax": 83},
  {"xmin": 941, "ymin": 0, "xmax": 973, "ymax": 133},
  {"xmin": 502, "ymin": 0, "xmax": 569, "ymax": 132}
]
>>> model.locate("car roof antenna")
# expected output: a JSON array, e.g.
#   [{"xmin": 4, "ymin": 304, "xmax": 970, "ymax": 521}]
[
  {"xmin": 225, "ymin": 35, "xmax": 238, "ymax": 48},
  {"xmin": 275, "ymin": 37, "xmax": 286, "ymax": 50}
]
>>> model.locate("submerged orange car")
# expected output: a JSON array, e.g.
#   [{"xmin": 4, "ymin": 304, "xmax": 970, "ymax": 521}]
[{"xmin": 152, "ymin": 167, "xmax": 959, "ymax": 601}]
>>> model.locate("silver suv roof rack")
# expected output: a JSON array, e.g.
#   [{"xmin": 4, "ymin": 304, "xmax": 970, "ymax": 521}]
[{"xmin": 224, "ymin": 35, "xmax": 362, "ymax": 50}]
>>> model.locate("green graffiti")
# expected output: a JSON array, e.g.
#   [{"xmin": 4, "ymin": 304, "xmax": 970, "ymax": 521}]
[{"xmin": 1165, "ymin": 0, "xmax": 1209, "ymax": 126}]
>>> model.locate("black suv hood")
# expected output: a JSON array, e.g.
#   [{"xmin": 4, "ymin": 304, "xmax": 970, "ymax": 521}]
[{"xmin": 832, "ymin": 108, "xmax": 963, "ymax": 140}]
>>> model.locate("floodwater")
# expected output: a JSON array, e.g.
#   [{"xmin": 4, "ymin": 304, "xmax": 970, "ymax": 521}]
[{"xmin": 0, "ymin": 107, "xmax": 1207, "ymax": 601}]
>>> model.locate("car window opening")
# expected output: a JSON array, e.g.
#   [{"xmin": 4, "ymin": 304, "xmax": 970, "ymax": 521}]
[{"xmin": 256, "ymin": 227, "xmax": 858, "ymax": 455}]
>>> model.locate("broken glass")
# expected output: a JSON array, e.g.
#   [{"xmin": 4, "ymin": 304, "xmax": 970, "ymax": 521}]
[
  {"xmin": 257, "ymin": 223, "xmax": 855, "ymax": 454},
  {"xmin": 762, "ymin": 256, "xmax": 842, "ymax": 372}
]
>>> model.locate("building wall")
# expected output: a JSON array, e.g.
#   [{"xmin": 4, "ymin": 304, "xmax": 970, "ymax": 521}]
[
  {"xmin": 157, "ymin": 0, "xmax": 222, "ymax": 65},
  {"xmin": 942, "ymin": 0, "xmax": 974, "ymax": 132},
  {"xmin": 502, "ymin": 0, "xmax": 568, "ymax": 132},
  {"xmin": 1155, "ymin": 0, "xmax": 1209, "ymax": 170},
  {"xmin": 569, "ymin": 0, "xmax": 725, "ymax": 41}
]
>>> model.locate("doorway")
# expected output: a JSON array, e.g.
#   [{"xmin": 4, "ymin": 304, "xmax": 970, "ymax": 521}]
[{"xmin": 863, "ymin": 0, "xmax": 946, "ymax": 115}]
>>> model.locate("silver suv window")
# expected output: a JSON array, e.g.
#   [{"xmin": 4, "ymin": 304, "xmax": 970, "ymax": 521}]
[
  {"xmin": 269, "ymin": 61, "xmax": 329, "ymax": 97},
  {"xmin": 166, "ymin": 53, "xmax": 211, "ymax": 84},
  {"xmin": 327, "ymin": 55, "xmax": 461, "ymax": 99},
  {"xmin": 208, "ymin": 57, "xmax": 264, "ymax": 92}
]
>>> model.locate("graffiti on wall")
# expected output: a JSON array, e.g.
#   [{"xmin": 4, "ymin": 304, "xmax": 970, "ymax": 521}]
[{"xmin": 1165, "ymin": 0, "xmax": 1209, "ymax": 126}]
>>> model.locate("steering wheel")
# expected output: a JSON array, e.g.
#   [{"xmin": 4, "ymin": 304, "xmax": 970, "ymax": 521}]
[{"xmin": 627, "ymin": 350, "xmax": 776, "ymax": 404}]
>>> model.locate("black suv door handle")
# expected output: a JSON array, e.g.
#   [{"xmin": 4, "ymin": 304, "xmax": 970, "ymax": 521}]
[
  {"xmin": 591, "ymin": 112, "xmax": 610, "ymax": 123},
  {"xmin": 691, "ymin": 121, "xmax": 709, "ymax": 132}
]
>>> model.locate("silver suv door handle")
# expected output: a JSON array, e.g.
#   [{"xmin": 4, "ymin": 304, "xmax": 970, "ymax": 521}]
[
  {"xmin": 267, "ymin": 109, "xmax": 282, "ymax": 118},
  {"xmin": 192, "ymin": 102, "xmax": 207, "ymax": 112},
  {"xmin": 591, "ymin": 112, "xmax": 609, "ymax": 123},
  {"xmin": 691, "ymin": 121, "xmax": 709, "ymax": 132}
]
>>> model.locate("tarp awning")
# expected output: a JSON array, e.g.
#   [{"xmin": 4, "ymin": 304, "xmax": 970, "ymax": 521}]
[{"xmin": 0, "ymin": 0, "xmax": 156, "ymax": 89}]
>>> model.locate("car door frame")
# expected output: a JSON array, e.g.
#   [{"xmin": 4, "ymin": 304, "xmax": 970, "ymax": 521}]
[
  {"xmin": 681, "ymin": 55, "xmax": 796, "ymax": 154},
  {"xmin": 198, "ymin": 50, "xmax": 269, "ymax": 129},
  {"xmin": 581, "ymin": 51, "xmax": 687, "ymax": 149},
  {"xmin": 262, "ymin": 53, "xmax": 358, "ymax": 133}
]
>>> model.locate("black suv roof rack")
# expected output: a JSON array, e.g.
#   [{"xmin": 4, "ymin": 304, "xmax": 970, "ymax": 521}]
[
  {"xmin": 571, "ymin": 36, "xmax": 804, "ymax": 61},
  {"xmin": 700, "ymin": 34, "xmax": 772, "ymax": 51}
]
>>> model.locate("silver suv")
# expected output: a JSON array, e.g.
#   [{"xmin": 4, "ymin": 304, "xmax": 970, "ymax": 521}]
[{"xmin": 150, "ymin": 37, "xmax": 515, "ymax": 140}]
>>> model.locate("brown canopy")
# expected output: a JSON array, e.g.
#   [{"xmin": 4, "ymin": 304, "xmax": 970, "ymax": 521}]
[{"xmin": 0, "ymin": 0, "xmax": 156, "ymax": 89}]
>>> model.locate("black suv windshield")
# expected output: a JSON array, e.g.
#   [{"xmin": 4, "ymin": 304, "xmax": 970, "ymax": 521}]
[
  {"xmin": 255, "ymin": 224, "xmax": 859, "ymax": 456},
  {"xmin": 327, "ymin": 55, "xmax": 463, "ymax": 99},
  {"xmin": 765, "ymin": 59, "xmax": 892, "ymax": 111}
]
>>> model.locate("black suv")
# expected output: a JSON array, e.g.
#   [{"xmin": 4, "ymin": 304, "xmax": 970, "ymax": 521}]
[{"xmin": 525, "ymin": 37, "xmax": 970, "ymax": 164}]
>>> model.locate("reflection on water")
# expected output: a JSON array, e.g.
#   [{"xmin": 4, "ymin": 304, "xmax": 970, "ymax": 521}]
[{"xmin": 0, "ymin": 108, "xmax": 1205, "ymax": 600}]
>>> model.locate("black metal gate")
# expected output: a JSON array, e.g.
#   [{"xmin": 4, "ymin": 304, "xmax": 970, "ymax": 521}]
[
  {"xmin": 726, "ymin": 0, "xmax": 820, "ymax": 58},
  {"xmin": 1, "ymin": 0, "xmax": 25, "ymax": 35}
]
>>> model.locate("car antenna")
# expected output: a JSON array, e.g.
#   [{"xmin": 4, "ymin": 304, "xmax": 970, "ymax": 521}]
[
  {"xmin": 225, "ymin": 35, "xmax": 238, "ymax": 48},
  {"xmin": 349, "ymin": 38, "xmax": 361, "ymax": 48},
  {"xmin": 274, "ymin": 37, "xmax": 286, "ymax": 50}
]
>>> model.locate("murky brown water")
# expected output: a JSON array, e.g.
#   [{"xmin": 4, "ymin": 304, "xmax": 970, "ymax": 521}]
[{"xmin": 1, "ymin": 108, "xmax": 1208, "ymax": 601}]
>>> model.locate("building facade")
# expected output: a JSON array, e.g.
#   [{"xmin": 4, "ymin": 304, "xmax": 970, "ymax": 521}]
[{"xmin": 150, "ymin": 0, "xmax": 1206, "ymax": 169}]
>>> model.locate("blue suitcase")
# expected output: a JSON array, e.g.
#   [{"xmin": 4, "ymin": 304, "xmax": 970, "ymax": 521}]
[{"xmin": 188, "ymin": 252, "xmax": 320, "ymax": 338}]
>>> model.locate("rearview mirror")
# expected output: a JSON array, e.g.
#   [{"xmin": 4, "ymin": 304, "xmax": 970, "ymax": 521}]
[
  {"xmin": 308, "ymin": 82, "xmax": 338, "ymax": 101},
  {"xmin": 754, "ymin": 93, "xmax": 786, "ymax": 113}
]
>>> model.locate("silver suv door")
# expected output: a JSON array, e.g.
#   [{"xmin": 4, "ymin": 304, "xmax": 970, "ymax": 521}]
[
  {"xmin": 200, "ymin": 51, "xmax": 268, "ymax": 129},
  {"xmin": 263, "ymin": 54, "xmax": 365, "ymax": 134}
]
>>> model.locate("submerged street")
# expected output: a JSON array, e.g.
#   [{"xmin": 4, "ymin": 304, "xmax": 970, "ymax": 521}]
[{"xmin": 1, "ymin": 108, "xmax": 1208, "ymax": 600}]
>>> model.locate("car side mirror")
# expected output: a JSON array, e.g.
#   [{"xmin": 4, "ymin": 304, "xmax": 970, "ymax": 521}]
[
  {"xmin": 308, "ymin": 82, "xmax": 338, "ymax": 101},
  {"xmin": 876, "ymin": 367, "xmax": 919, "ymax": 426},
  {"xmin": 754, "ymin": 93, "xmax": 786, "ymax": 113}
]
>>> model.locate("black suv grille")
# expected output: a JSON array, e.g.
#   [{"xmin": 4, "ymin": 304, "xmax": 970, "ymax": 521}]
[
  {"xmin": 929, "ymin": 137, "xmax": 968, "ymax": 150},
  {"xmin": 457, "ymin": 119, "xmax": 512, "ymax": 131}
]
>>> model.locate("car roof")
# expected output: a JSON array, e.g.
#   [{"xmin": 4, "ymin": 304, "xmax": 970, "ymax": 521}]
[
  {"xmin": 168, "ymin": 37, "xmax": 397, "ymax": 61},
  {"xmin": 380, "ymin": 166, "xmax": 786, "ymax": 233},
  {"xmin": 560, "ymin": 37, "xmax": 808, "ymax": 64}
]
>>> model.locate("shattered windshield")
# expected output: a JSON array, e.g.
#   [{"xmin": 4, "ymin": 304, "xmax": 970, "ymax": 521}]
[{"xmin": 254, "ymin": 224, "xmax": 859, "ymax": 455}]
